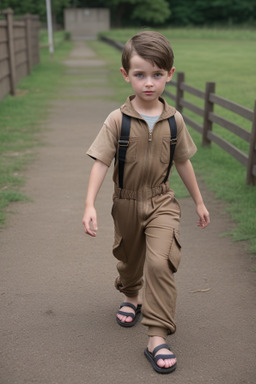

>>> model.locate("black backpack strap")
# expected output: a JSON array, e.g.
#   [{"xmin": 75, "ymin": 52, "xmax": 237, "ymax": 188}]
[
  {"xmin": 163, "ymin": 115, "xmax": 177, "ymax": 183},
  {"xmin": 118, "ymin": 113, "xmax": 131, "ymax": 189}
]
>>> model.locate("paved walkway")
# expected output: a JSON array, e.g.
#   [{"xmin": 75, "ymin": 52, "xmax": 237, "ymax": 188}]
[{"xmin": 0, "ymin": 41, "xmax": 255, "ymax": 384}]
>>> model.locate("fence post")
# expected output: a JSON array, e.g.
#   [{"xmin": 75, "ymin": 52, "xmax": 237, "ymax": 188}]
[
  {"xmin": 246, "ymin": 100, "xmax": 256, "ymax": 185},
  {"xmin": 176, "ymin": 72, "xmax": 185, "ymax": 112},
  {"xmin": 3, "ymin": 8, "xmax": 16, "ymax": 95},
  {"xmin": 24, "ymin": 14, "xmax": 32, "ymax": 74},
  {"xmin": 33, "ymin": 16, "xmax": 41, "ymax": 65},
  {"xmin": 202, "ymin": 82, "xmax": 215, "ymax": 146}
]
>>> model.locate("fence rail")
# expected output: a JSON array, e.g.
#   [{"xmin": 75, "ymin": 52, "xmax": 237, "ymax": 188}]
[
  {"xmin": 100, "ymin": 35, "xmax": 256, "ymax": 185},
  {"xmin": 0, "ymin": 8, "xmax": 40, "ymax": 102},
  {"xmin": 165, "ymin": 72, "xmax": 256, "ymax": 185}
]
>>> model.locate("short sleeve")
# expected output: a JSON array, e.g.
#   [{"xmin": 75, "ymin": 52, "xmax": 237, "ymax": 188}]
[{"xmin": 86, "ymin": 109, "xmax": 122, "ymax": 167}]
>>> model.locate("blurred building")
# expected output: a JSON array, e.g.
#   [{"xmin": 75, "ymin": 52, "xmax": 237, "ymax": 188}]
[{"xmin": 64, "ymin": 8, "xmax": 110, "ymax": 40}]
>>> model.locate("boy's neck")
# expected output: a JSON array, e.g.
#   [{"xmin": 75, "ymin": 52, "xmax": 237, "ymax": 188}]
[{"xmin": 131, "ymin": 96, "xmax": 163, "ymax": 116}]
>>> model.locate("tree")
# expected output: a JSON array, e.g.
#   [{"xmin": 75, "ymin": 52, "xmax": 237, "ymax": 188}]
[
  {"xmin": 166, "ymin": 0, "xmax": 256, "ymax": 26},
  {"xmin": 65, "ymin": 0, "xmax": 171, "ymax": 27},
  {"xmin": 0, "ymin": 0, "xmax": 71, "ymax": 26},
  {"xmin": 0, "ymin": 0, "xmax": 38, "ymax": 16},
  {"xmin": 1, "ymin": 0, "xmax": 255, "ymax": 27},
  {"xmin": 131, "ymin": 0, "xmax": 171, "ymax": 25}
]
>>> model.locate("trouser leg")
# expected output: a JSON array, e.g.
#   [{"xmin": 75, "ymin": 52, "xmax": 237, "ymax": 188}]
[
  {"xmin": 112, "ymin": 198, "xmax": 145, "ymax": 297},
  {"xmin": 142, "ymin": 196, "xmax": 181, "ymax": 338}
]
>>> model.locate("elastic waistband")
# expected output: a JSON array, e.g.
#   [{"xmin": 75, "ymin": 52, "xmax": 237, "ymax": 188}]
[{"xmin": 114, "ymin": 182, "xmax": 170, "ymax": 200}]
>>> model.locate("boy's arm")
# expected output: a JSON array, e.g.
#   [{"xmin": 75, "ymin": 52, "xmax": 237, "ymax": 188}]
[
  {"xmin": 175, "ymin": 159, "xmax": 210, "ymax": 229},
  {"xmin": 82, "ymin": 159, "xmax": 109, "ymax": 237}
]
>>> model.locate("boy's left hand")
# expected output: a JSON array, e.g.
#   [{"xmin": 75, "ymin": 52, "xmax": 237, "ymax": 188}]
[{"xmin": 196, "ymin": 203, "xmax": 210, "ymax": 229}]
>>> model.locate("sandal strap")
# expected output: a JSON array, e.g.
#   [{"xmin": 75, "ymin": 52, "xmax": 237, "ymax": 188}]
[
  {"xmin": 154, "ymin": 353, "xmax": 176, "ymax": 362},
  {"xmin": 120, "ymin": 302, "xmax": 137, "ymax": 312},
  {"xmin": 117, "ymin": 310, "xmax": 135, "ymax": 319},
  {"xmin": 152, "ymin": 343, "xmax": 171, "ymax": 356}
]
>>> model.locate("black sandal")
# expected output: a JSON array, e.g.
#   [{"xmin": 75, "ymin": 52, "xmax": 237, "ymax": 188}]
[
  {"xmin": 116, "ymin": 302, "xmax": 142, "ymax": 328},
  {"xmin": 144, "ymin": 343, "xmax": 177, "ymax": 374}
]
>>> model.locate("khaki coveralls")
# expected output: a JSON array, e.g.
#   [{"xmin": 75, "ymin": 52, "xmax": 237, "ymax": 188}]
[{"xmin": 87, "ymin": 96, "xmax": 197, "ymax": 338}]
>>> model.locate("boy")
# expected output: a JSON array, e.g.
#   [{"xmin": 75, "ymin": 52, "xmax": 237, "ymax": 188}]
[{"xmin": 82, "ymin": 31, "xmax": 210, "ymax": 374}]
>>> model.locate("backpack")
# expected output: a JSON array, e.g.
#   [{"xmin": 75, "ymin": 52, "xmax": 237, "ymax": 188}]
[{"xmin": 118, "ymin": 114, "xmax": 177, "ymax": 189}]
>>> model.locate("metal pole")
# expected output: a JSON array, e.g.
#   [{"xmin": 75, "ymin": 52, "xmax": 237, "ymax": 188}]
[{"xmin": 46, "ymin": 0, "xmax": 54, "ymax": 55}]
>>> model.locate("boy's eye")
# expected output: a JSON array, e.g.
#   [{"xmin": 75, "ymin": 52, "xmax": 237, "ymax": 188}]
[
  {"xmin": 135, "ymin": 73, "xmax": 144, "ymax": 78},
  {"xmin": 154, "ymin": 73, "xmax": 163, "ymax": 78}
]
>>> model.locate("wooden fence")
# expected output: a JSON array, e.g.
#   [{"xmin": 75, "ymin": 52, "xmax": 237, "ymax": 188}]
[
  {"xmin": 100, "ymin": 35, "xmax": 256, "ymax": 185},
  {"xmin": 165, "ymin": 73, "xmax": 256, "ymax": 186},
  {"xmin": 0, "ymin": 8, "xmax": 40, "ymax": 101}
]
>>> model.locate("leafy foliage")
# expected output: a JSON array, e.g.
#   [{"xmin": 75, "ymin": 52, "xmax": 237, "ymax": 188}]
[
  {"xmin": 131, "ymin": 0, "xmax": 170, "ymax": 24},
  {"xmin": 166, "ymin": 0, "xmax": 256, "ymax": 26},
  {"xmin": 1, "ymin": 0, "xmax": 255, "ymax": 26}
]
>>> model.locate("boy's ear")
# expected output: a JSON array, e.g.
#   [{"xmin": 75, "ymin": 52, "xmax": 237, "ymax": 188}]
[
  {"xmin": 167, "ymin": 67, "xmax": 176, "ymax": 82},
  {"xmin": 120, "ymin": 67, "xmax": 130, "ymax": 82}
]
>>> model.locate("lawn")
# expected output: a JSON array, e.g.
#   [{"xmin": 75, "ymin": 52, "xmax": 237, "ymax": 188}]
[
  {"xmin": 90, "ymin": 28, "xmax": 256, "ymax": 254},
  {"xmin": 0, "ymin": 27, "xmax": 255, "ymax": 255},
  {"xmin": 0, "ymin": 31, "xmax": 72, "ymax": 226}
]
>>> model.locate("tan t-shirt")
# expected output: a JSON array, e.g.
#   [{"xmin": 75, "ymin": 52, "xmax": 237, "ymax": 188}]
[{"xmin": 87, "ymin": 96, "xmax": 197, "ymax": 191}]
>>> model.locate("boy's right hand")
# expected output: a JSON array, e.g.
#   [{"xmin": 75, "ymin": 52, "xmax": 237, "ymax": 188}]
[{"xmin": 82, "ymin": 206, "xmax": 98, "ymax": 237}]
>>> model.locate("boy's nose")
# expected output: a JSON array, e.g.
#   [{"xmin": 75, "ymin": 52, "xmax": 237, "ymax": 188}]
[{"xmin": 145, "ymin": 77, "xmax": 153, "ymax": 86}]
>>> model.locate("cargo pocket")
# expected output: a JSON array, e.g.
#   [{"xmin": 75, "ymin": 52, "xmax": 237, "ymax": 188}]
[
  {"xmin": 168, "ymin": 229, "xmax": 181, "ymax": 273},
  {"xmin": 160, "ymin": 137, "xmax": 170, "ymax": 164},
  {"xmin": 112, "ymin": 232, "xmax": 127, "ymax": 262}
]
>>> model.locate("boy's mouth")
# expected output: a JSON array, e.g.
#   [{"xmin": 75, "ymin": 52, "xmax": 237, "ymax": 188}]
[{"xmin": 144, "ymin": 91, "xmax": 154, "ymax": 95}]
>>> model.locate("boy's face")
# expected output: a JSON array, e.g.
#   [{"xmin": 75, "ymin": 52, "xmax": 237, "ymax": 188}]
[{"xmin": 121, "ymin": 54, "xmax": 175, "ymax": 103}]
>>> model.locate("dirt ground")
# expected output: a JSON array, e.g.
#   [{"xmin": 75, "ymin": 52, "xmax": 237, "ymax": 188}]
[{"xmin": 0, "ymin": 41, "xmax": 255, "ymax": 384}]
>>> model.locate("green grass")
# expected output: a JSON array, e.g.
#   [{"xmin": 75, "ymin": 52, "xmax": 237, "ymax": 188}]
[
  {"xmin": 90, "ymin": 28, "xmax": 256, "ymax": 254},
  {"xmin": 0, "ymin": 34, "xmax": 72, "ymax": 226},
  {"xmin": 39, "ymin": 30, "xmax": 71, "ymax": 48},
  {"xmin": 100, "ymin": 27, "xmax": 256, "ymax": 42},
  {"xmin": 1, "ymin": 27, "xmax": 255, "ymax": 255}
]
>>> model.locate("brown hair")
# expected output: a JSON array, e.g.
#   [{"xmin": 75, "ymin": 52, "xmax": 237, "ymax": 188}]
[{"xmin": 122, "ymin": 31, "xmax": 174, "ymax": 73}]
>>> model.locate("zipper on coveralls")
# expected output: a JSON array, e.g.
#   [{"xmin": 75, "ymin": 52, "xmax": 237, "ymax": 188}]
[
  {"xmin": 147, "ymin": 125, "xmax": 155, "ymax": 209},
  {"xmin": 148, "ymin": 120, "xmax": 158, "ymax": 142},
  {"xmin": 147, "ymin": 121, "xmax": 160, "ymax": 209}
]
